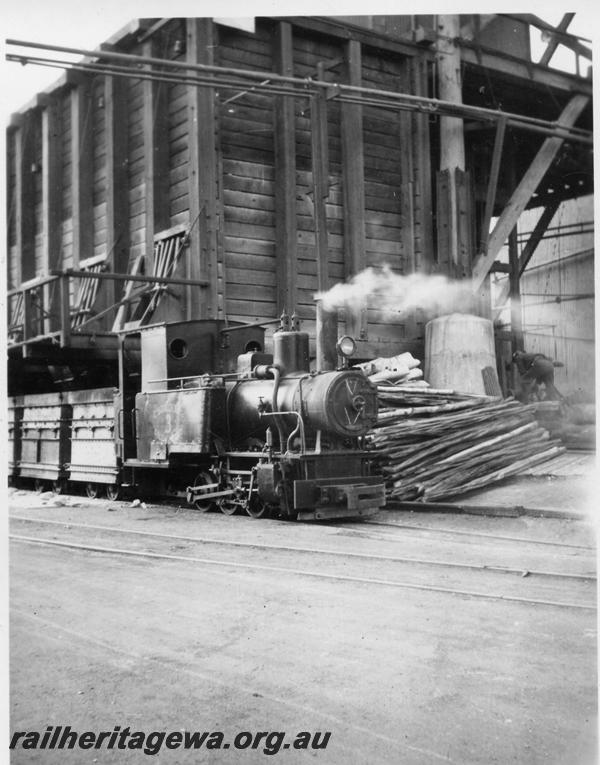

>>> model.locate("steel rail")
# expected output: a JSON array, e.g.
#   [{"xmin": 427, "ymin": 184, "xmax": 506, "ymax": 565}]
[
  {"xmin": 6, "ymin": 38, "xmax": 593, "ymax": 144},
  {"xmin": 357, "ymin": 520, "xmax": 596, "ymax": 550},
  {"xmin": 10, "ymin": 534, "xmax": 595, "ymax": 611},
  {"xmin": 9, "ymin": 516, "xmax": 596, "ymax": 582}
]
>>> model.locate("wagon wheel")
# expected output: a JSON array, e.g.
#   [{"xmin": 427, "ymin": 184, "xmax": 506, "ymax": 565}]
[
  {"xmin": 52, "ymin": 479, "xmax": 66, "ymax": 495},
  {"xmin": 34, "ymin": 479, "xmax": 45, "ymax": 493},
  {"xmin": 86, "ymin": 483, "xmax": 100, "ymax": 499},
  {"xmin": 105, "ymin": 484, "xmax": 121, "ymax": 501},
  {"xmin": 192, "ymin": 472, "xmax": 217, "ymax": 513}
]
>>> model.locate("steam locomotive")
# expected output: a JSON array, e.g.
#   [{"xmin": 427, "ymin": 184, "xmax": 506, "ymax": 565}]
[{"xmin": 8, "ymin": 315, "xmax": 386, "ymax": 520}]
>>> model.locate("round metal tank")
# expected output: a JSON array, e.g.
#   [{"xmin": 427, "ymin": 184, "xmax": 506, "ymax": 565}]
[{"xmin": 424, "ymin": 313, "xmax": 500, "ymax": 395}]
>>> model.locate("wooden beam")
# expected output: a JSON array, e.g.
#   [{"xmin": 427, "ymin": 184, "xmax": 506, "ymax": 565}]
[
  {"xmin": 493, "ymin": 200, "xmax": 560, "ymax": 316},
  {"xmin": 105, "ymin": 72, "xmax": 130, "ymax": 315},
  {"xmin": 143, "ymin": 37, "xmax": 170, "ymax": 272},
  {"xmin": 187, "ymin": 18, "xmax": 220, "ymax": 320},
  {"xmin": 507, "ymin": 14, "xmax": 591, "ymax": 61},
  {"xmin": 539, "ymin": 13, "xmax": 575, "ymax": 67},
  {"xmin": 273, "ymin": 21, "xmax": 297, "ymax": 318},
  {"xmin": 41, "ymin": 95, "xmax": 63, "ymax": 333},
  {"xmin": 277, "ymin": 16, "xmax": 425, "ymax": 59},
  {"xmin": 517, "ymin": 201, "xmax": 560, "ymax": 275},
  {"xmin": 460, "ymin": 43, "xmax": 593, "ymax": 95},
  {"xmin": 341, "ymin": 38, "xmax": 367, "ymax": 339},
  {"xmin": 472, "ymin": 94, "xmax": 588, "ymax": 290},
  {"xmin": 71, "ymin": 78, "xmax": 93, "ymax": 269}
]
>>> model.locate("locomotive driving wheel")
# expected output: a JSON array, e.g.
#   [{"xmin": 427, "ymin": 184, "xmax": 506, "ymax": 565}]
[
  {"xmin": 246, "ymin": 496, "xmax": 271, "ymax": 519},
  {"xmin": 218, "ymin": 475, "xmax": 246, "ymax": 515},
  {"xmin": 192, "ymin": 472, "xmax": 217, "ymax": 513}
]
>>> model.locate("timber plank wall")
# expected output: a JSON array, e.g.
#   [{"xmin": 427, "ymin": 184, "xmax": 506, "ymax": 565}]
[{"xmin": 6, "ymin": 17, "xmax": 434, "ymax": 355}]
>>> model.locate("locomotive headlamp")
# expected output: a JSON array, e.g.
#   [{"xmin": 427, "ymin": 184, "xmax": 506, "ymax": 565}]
[{"xmin": 336, "ymin": 335, "xmax": 356, "ymax": 358}]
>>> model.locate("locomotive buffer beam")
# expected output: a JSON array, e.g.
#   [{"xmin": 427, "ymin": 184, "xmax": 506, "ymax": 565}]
[{"xmin": 295, "ymin": 478, "xmax": 386, "ymax": 521}]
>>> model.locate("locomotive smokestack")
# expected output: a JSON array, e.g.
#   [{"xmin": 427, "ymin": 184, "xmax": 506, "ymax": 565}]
[{"xmin": 315, "ymin": 300, "xmax": 338, "ymax": 371}]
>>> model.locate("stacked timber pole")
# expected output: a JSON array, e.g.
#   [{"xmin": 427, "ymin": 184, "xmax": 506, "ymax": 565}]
[{"xmin": 368, "ymin": 387, "xmax": 565, "ymax": 503}]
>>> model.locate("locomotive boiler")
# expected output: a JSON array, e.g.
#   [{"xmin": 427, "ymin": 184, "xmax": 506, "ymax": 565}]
[{"xmin": 10, "ymin": 314, "xmax": 386, "ymax": 521}]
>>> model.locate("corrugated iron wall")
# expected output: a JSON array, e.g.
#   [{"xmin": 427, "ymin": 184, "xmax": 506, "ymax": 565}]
[{"xmin": 520, "ymin": 197, "xmax": 594, "ymax": 399}]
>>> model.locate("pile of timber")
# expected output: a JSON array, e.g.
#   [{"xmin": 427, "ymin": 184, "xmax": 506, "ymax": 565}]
[{"xmin": 369, "ymin": 387, "xmax": 566, "ymax": 502}]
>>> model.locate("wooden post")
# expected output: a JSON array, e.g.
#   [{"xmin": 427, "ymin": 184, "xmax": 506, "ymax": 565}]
[
  {"xmin": 187, "ymin": 18, "xmax": 220, "ymax": 320},
  {"xmin": 311, "ymin": 67, "xmax": 335, "ymax": 369},
  {"xmin": 341, "ymin": 39, "xmax": 367, "ymax": 340},
  {"xmin": 311, "ymin": 65, "xmax": 330, "ymax": 296},
  {"xmin": 436, "ymin": 15, "xmax": 465, "ymax": 273},
  {"xmin": 411, "ymin": 56, "xmax": 434, "ymax": 274},
  {"xmin": 273, "ymin": 21, "xmax": 298, "ymax": 318},
  {"xmin": 143, "ymin": 37, "xmax": 170, "ymax": 273},
  {"xmin": 493, "ymin": 200, "xmax": 560, "ymax": 317},
  {"xmin": 16, "ymin": 111, "xmax": 36, "ymax": 284},
  {"xmin": 42, "ymin": 95, "xmax": 62, "ymax": 333},
  {"xmin": 479, "ymin": 115, "xmax": 507, "ymax": 257},
  {"xmin": 59, "ymin": 274, "xmax": 71, "ymax": 347},
  {"xmin": 105, "ymin": 72, "xmax": 130, "ymax": 319},
  {"xmin": 508, "ymin": 227, "xmax": 523, "ymax": 353},
  {"xmin": 71, "ymin": 76, "xmax": 94, "ymax": 270}
]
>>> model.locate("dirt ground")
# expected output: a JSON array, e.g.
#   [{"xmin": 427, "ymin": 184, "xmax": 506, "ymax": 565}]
[{"xmin": 9, "ymin": 491, "xmax": 598, "ymax": 764}]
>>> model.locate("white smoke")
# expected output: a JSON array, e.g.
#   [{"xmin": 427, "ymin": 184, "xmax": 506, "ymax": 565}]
[{"xmin": 314, "ymin": 265, "xmax": 475, "ymax": 317}]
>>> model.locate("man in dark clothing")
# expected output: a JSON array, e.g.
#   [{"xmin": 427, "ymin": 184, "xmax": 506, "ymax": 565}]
[{"xmin": 512, "ymin": 350, "xmax": 563, "ymax": 401}]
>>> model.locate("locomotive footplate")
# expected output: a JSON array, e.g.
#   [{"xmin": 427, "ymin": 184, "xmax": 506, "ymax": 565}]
[{"xmin": 294, "ymin": 477, "xmax": 386, "ymax": 521}]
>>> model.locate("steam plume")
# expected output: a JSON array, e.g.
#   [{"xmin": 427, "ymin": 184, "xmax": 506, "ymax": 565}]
[{"xmin": 315, "ymin": 265, "xmax": 475, "ymax": 316}]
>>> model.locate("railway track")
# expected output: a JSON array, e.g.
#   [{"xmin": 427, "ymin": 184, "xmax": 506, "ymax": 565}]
[
  {"xmin": 337, "ymin": 519, "xmax": 596, "ymax": 551},
  {"xmin": 9, "ymin": 514, "xmax": 596, "ymax": 611}
]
